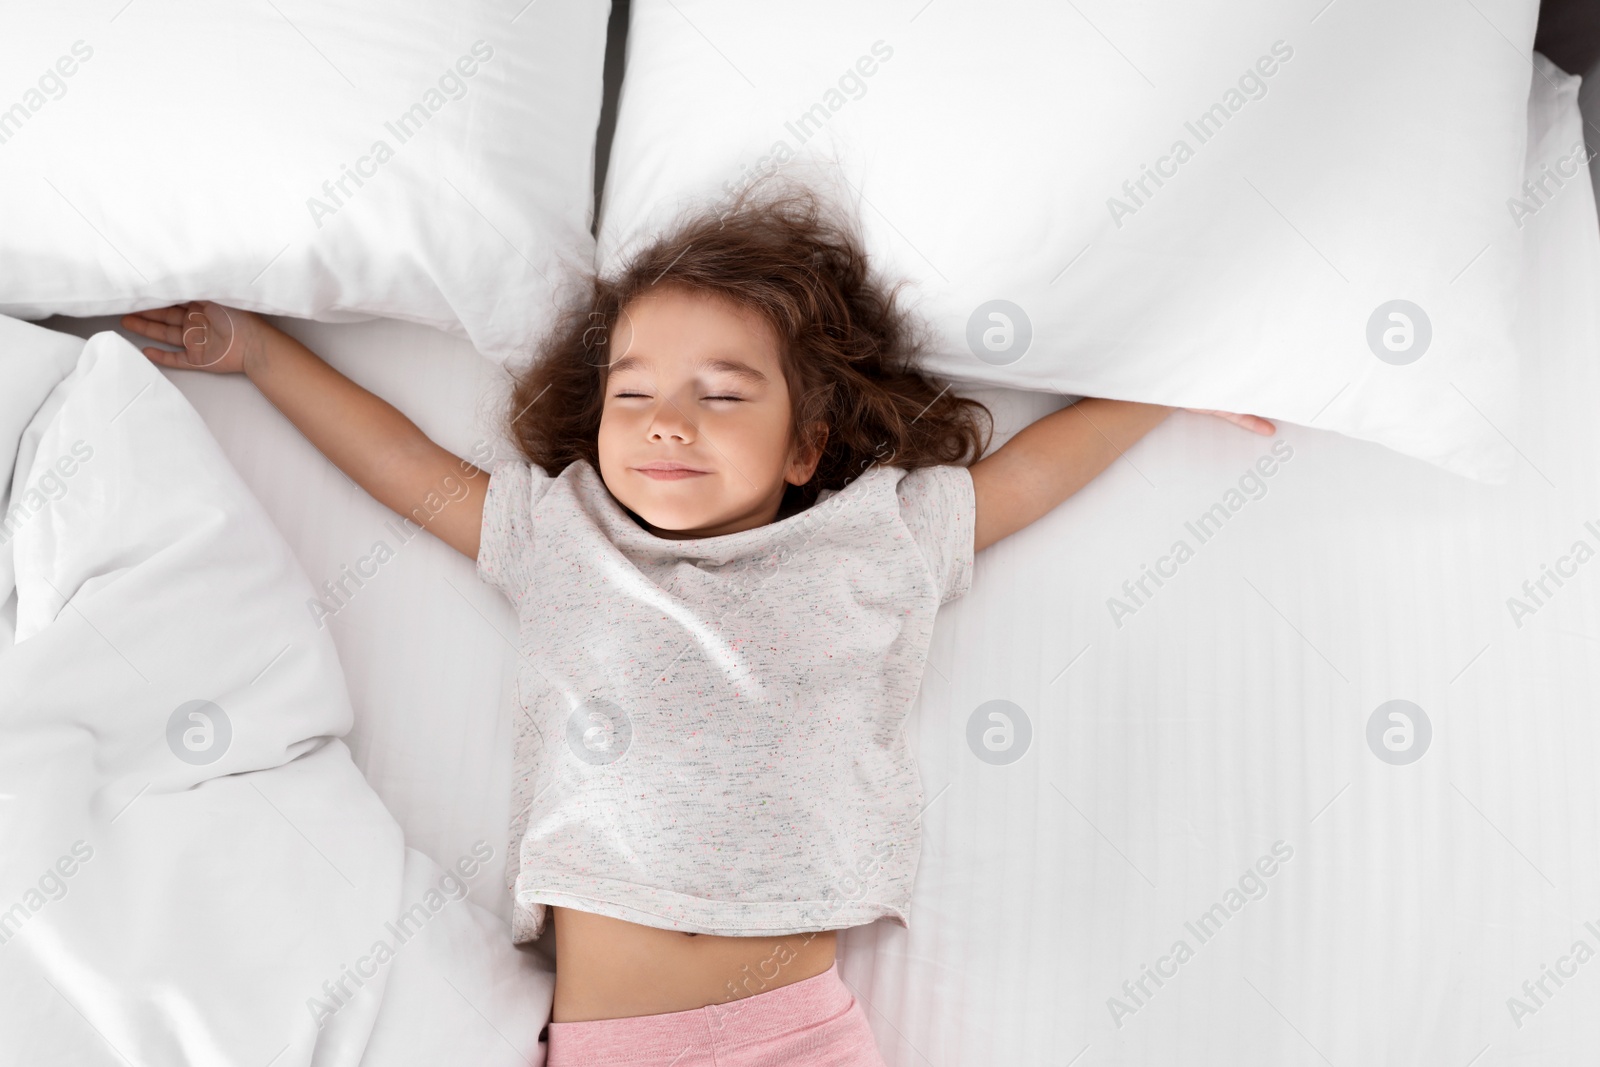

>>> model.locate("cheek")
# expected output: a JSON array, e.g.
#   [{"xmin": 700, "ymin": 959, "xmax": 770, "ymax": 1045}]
[
  {"xmin": 597, "ymin": 400, "xmax": 631, "ymax": 436},
  {"xmin": 737, "ymin": 406, "xmax": 794, "ymax": 464},
  {"xmin": 595, "ymin": 406, "xmax": 622, "ymax": 462}
]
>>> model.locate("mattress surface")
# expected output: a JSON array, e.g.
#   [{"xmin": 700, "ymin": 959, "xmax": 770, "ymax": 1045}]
[{"xmin": 36, "ymin": 57, "xmax": 1600, "ymax": 1067}]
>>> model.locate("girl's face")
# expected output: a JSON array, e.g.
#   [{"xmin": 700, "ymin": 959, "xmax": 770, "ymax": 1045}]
[{"xmin": 598, "ymin": 285, "xmax": 822, "ymax": 539}]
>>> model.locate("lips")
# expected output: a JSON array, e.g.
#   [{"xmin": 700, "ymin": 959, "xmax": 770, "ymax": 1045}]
[{"xmin": 632, "ymin": 462, "xmax": 710, "ymax": 481}]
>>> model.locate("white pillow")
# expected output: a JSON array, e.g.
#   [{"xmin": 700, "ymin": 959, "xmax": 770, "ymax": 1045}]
[
  {"xmin": 596, "ymin": 0, "xmax": 1540, "ymax": 481},
  {"xmin": 0, "ymin": 327, "xmax": 412, "ymax": 1057},
  {"xmin": 0, "ymin": 316, "xmax": 82, "ymax": 491},
  {"xmin": 0, "ymin": 2, "xmax": 609, "ymax": 362}
]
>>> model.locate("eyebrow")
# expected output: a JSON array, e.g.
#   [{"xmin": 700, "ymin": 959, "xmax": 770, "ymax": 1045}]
[{"xmin": 607, "ymin": 352, "xmax": 770, "ymax": 386}]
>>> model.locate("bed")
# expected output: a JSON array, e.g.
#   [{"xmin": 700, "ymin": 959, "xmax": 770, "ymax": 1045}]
[{"xmin": 4, "ymin": 4, "xmax": 1599, "ymax": 1066}]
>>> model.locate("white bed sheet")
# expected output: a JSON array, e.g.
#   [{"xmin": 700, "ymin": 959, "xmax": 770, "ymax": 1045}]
[
  {"xmin": 858, "ymin": 61, "xmax": 1600, "ymax": 1066},
  {"xmin": 37, "ymin": 56, "xmax": 1600, "ymax": 1067}
]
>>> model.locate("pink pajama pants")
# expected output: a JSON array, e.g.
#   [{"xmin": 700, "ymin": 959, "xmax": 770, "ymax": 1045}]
[{"xmin": 543, "ymin": 961, "xmax": 889, "ymax": 1066}]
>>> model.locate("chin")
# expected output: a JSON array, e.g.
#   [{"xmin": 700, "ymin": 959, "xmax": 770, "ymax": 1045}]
[
  {"xmin": 622, "ymin": 496, "xmax": 711, "ymax": 536},
  {"xmin": 606, "ymin": 470, "xmax": 742, "ymax": 537}
]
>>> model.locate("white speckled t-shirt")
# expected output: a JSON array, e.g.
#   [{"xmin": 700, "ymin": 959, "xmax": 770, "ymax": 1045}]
[{"xmin": 475, "ymin": 456, "xmax": 975, "ymax": 941}]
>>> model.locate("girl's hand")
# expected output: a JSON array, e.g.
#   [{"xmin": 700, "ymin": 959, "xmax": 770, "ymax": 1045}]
[
  {"xmin": 120, "ymin": 302, "xmax": 269, "ymax": 375},
  {"xmin": 1184, "ymin": 408, "xmax": 1276, "ymax": 436}
]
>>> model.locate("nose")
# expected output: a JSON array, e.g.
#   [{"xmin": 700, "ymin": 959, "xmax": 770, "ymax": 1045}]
[{"xmin": 646, "ymin": 395, "xmax": 696, "ymax": 444}]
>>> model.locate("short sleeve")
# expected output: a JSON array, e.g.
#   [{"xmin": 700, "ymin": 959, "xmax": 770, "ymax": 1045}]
[
  {"xmin": 895, "ymin": 464, "xmax": 977, "ymax": 605},
  {"xmin": 475, "ymin": 459, "xmax": 554, "ymax": 603}
]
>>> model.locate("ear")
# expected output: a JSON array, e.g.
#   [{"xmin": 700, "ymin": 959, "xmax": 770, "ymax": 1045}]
[{"xmin": 785, "ymin": 422, "xmax": 828, "ymax": 486}]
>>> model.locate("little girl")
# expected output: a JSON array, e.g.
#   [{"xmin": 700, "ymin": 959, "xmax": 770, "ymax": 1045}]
[{"xmin": 123, "ymin": 185, "xmax": 1270, "ymax": 1066}]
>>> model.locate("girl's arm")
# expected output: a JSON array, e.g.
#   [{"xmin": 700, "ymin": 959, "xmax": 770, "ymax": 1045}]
[
  {"xmin": 122, "ymin": 302, "xmax": 489, "ymax": 561},
  {"xmin": 968, "ymin": 398, "xmax": 1273, "ymax": 553}
]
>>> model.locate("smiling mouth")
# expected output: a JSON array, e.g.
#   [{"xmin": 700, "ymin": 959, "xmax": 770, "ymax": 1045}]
[{"xmin": 633, "ymin": 464, "xmax": 710, "ymax": 481}]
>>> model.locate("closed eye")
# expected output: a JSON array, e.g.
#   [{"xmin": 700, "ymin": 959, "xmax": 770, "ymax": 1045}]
[{"xmin": 612, "ymin": 393, "xmax": 742, "ymax": 401}]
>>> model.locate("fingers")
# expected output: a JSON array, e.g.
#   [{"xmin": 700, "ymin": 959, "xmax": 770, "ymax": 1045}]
[
  {"xmin": 140, "ymin": 345, "xmax": 188, "ymax": 368},
  {"xmin": 1216, "ymin": 415, "xmax": 1267, "ymax": 435},
  {"xmin": 1221, "ymin": 412, "xmax": 1276, "ymax": 435},
  {"xmin": 121, "ymin": 305, "xmax": 193, "ymax": 346},
  {"xmin": 1182, "ymin": 408, "xmax": 1277, "ymax": 435},
  {"xmin": 1228, "ymin": 412, "xmax": 1275, "ymax": 435},
  {"xmin": 142, "ymin": 346, "xmax": 222, "ymax": 373},
  {"xmin": 122, "ymin": 305, "xmax": 191, "ymax": 327},
  {"xmin": 121, "ymin": 315, "xmax": 180, "ymax": 346}
]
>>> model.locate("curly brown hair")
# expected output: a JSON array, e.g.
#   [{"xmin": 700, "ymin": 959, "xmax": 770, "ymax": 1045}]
[{"xmin": 502, "ymin": 177, "xmax": 992, "ymax": 517}]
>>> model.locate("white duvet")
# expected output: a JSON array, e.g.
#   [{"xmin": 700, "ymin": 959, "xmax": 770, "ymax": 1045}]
[{"xmin": 0, "ymin": 325, "xmax": 552, "ymax": 1066}]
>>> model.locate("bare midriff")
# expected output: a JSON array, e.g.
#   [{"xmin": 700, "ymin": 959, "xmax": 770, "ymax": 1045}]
[{"xmin": 549, "ymin": 905, "xmax": 840, "ymax": 1022}]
